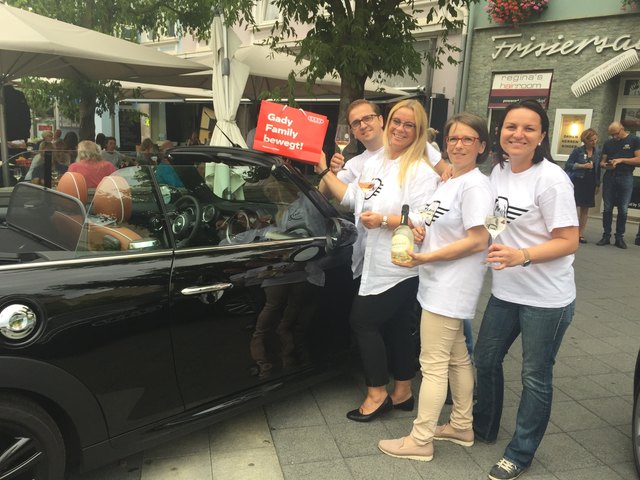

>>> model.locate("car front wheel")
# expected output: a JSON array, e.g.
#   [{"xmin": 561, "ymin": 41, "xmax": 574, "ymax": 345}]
[{"xmin": 0, "ymin": 393, "xmax": 65, "ymax": 480}]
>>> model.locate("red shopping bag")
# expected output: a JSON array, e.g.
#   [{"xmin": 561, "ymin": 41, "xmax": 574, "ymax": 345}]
[{"xmin": 253, "ymin": 100, "xmax": 328, "ymax": 165}]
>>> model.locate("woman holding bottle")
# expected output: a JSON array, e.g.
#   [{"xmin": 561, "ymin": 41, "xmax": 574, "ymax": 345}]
[
  {"xmin": 564, "ymin": 128, "xmax": 600, "ymax": 243},
  {"xmin": 473, "ymin": 99, "xmax": 578, "ymax": 480},
  {"xmin": 316, "ymin": 99, "xmax": 440, "ymax": 421},
  {"xmin": 378, "ymin": 113, "xmax": 492, "ymax": 461}
]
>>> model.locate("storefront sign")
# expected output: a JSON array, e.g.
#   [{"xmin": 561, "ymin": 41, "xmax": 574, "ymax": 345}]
[
  {"xmin": 488, "ymin": 72, "xmax": 553, "ymax": 108},
  {"xmin": 492, "ymin": 33, "xmax": 640, "ymax": 60},
  {"xmin": 550, "ymin": 109, "xmax": 592, "ymax": 161},
  {"xmin": 253, "ymin": 100, "xmax": 328, "ymax": 164}
]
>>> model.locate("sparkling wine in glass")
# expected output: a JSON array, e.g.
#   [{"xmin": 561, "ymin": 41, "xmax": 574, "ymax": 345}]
[
  {"xmin": 12, "ymin": 168, "xmax": 22, "ymax": 183},
  {"xmin": 335, "ymin": 124, "xmax": 350, "ymax": 153},
  {"xmin": 484, "ymin": 215, "xmax": 507, "ymax": 240}
]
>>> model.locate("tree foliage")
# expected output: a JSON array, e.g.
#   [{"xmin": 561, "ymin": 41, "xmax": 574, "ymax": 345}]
[
  {"xmin": 7, "ymin": 0, "xmax": 216, "ymax": 139},
  {"xmin": 222, "ymin": 0, "xmax": 476, "ymax": 120}
]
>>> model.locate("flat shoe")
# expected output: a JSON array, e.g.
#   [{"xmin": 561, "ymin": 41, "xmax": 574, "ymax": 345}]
[
  {"xmin": 378, "ymin": 436, "xmax": 434, "ymax": 462},
  {"xmin": 346, "ymin": 395, "xmax": 392, "ymax": 422},
  {"xmin": 579, "ymin": 237, "xmax": 587, "ymax": 244},
  {"xmin": 393, "ymin": 396, "xmax": 415, "ymax": 411}
]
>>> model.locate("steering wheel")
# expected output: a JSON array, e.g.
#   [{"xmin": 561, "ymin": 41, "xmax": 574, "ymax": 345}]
[
  {"xmin": 225, "ymin": 209, "xmax": 259, "ymax": 244},
  {"xmin": 171, "ymin": 195, "xmax": 201, "ymax": 247}
]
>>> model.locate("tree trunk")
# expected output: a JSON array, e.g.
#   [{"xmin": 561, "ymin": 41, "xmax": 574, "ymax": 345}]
[
  {"xmin": 78, "ymin": 92, "xmax": 97, "ymax": 141},
  {"xmin": 338, "ymin": 76, "xmax": 366, "ymax": 124}
]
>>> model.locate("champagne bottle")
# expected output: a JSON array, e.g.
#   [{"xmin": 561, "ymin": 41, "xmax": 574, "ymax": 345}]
[{"xmin": 390, "ymin": 204, "xmax": 414, "ymax": 262}]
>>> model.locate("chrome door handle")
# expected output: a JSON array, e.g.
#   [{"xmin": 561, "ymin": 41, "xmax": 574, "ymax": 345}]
[{"xmin": 181, "ymin": 283, "xmax": 233, "ymax": 296}]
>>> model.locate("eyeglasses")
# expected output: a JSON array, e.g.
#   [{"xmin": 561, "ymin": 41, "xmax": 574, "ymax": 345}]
[
  {"xmin": 349, "ymin": 114, "xmax": 379, "ymax": 130},
  {"xmin": 445, "ymin": 136, "xmax": 480, "ymax": 146},
  {"xmin": 390, "ymin": 117, "xmax": 416, "ymax": 131}
]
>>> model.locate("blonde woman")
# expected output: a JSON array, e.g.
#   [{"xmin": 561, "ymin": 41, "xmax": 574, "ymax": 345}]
[
  {"xmin": 317, "ymin": 99, "xmax": 440, "ymax": 421},
  {"xmin": 68, "ymin": 140, "xmax": 117, "ymax": 188}
]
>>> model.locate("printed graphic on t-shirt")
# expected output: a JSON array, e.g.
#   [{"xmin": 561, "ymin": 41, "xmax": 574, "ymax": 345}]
[
  {"xmin": 363, "ymin": 178, "xmax": 383, "ymax": 200},
  {"xmin": 419, "ymin": 201, "xmax": 448, "ymax": 226},
  {"xmin": 494, "ymin": 195, "xmax": 528, "ymax": 222}
]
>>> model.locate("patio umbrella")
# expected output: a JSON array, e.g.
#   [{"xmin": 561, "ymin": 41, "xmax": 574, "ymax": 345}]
[
  {"xmin": 209, "ymin": 8, "xmax": 250, "ymax": 147},
  {"xmin": 0, "ymin": 3, "xmax": 208, "ymax": 185},
  {"xmin": 133, "ymin": 45, "xmax": 409, "ymax": 100}
]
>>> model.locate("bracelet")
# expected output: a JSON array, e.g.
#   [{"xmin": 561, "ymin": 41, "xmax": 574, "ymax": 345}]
[{"xmin": 318, "ymin": 167, "xmax": 330, "ymax": 179}]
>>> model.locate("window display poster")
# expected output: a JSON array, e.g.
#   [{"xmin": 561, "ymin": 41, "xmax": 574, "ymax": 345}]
[{"xmin": 557, "ymin": 114, "xmax": 587, "ymax": 156}]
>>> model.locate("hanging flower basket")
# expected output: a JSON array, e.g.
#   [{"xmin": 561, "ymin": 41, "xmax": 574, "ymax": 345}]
[{"xmin": 486, "ymin": 0, "xmax": 550, "ymax": 26}]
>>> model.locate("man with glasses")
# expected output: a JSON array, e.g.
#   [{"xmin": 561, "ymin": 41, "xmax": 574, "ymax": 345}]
[
  {"xmin": 322, "ymin": 100, "xmax": 443, "ymax": 191},
  {"xmin": 596, "ymin": 122, "xmax": 640, "ymax": 249}
]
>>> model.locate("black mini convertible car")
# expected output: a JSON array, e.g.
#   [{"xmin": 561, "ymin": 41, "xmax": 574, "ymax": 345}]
[{"xmin": 0, "ymin": 146, "xmax": 356, "ymax": 479}]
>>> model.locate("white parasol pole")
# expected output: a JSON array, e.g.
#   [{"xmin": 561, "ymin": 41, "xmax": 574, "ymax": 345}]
[{"xmin": 0, "ymin": 84, "xmax": 10, "ymax": 186}]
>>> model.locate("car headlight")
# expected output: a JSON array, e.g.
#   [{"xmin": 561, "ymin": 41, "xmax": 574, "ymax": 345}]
[{"xmin": 0, "ymin": 304, "xmax": 37, "ymax": 340}]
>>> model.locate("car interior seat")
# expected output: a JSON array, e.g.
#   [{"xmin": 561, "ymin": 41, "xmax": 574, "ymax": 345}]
[{"xmin": 87, "ymin": 175, "xmax": 142, "ymax": 251}]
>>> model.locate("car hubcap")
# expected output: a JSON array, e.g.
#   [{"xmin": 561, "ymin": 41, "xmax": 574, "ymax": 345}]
[{"xmin": 0, "ymin": 434, "xmax": 43, "ymax": 480}]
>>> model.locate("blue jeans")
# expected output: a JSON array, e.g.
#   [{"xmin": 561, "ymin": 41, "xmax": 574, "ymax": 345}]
[
  {"xmin": 473, "ymin": 295, "xmax": 575, "ymax": 468},
  {"xmin": 601, "ymin": 172, "xmax": 634, "ymax": 239}
]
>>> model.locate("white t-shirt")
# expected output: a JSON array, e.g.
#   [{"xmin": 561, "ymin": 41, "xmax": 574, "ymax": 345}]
[
  {"xmin": 338, "ymin": 143, "xmax": 442, "ymax": 278},
  {"xmin": 341, "ymin": 154, "xmax": 440, "ymax": 296},
  {"xmin": 490, "ymin": 160, "xmax": 578, "ymax": 308},
  {"xmin": 417, "ymin": 168, "xmax": 492, "ymax": 319}
]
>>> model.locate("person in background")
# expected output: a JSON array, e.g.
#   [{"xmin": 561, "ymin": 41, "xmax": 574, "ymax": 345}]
[
  {"xmin": 31, "ymin": 141, "xmax": 69, "ymax": 186},
  {"xmin": 473, "ymin": 99, "xmax": 578, "ymax": 480},
  {"xmin": 596, "ymin": 122, "xmax": 640, "ymax": 249},
  {"xmin": 63, "ymin": 132, "xmax": 79, "ymax": 162},
  {"xmin": 564, "ymin": 128, "xmax": 600, "ymax": 244},
  {"xmin": 155, "ymin": 140, "xmax": 184, "ymax": 188},
  {"xmin": 187, "ymin": 131, "xmax": 201, "ymax": 146},
  {"xmin": 24, "ymin": 138, "xmax": 53, "ymax": 181},
  {"xmin": 101, "ymin": 137, "xmax": 125, "ymax": 168},
  {"xmin": 53, "ymin": 129, "xmax": 62, "ymax": 144},
  {"xmin": 316, "ymin": 99, "xmax": 441, "ymax": 423},
  {"xmin": 426, "ymin": 127, "xmax": 441, "ymax": 152},
  {"xmin": 137, "ymin": 138, "xmax": 159, "ymax": 166},
  {"xmin": 378, "ymin": 112, "xmax": 492, "ymax": 462},
  {"xmin": 95, "ymin": 133, "xmax": 107, "ymax": 151},
  {"xmin": 68, "ymin": 140, "xmax": 117, "ymax": 188}
]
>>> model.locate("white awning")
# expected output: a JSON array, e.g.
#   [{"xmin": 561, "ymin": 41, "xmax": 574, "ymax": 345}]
[{"xmin": 571, "ymin": 50, "xmax": 639, "ymax": 97}]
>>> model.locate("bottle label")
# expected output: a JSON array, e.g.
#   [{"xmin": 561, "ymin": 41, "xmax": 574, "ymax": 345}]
[{"xmin": 391, "ymin": 236, "xmax": 413, "ymax": 262}]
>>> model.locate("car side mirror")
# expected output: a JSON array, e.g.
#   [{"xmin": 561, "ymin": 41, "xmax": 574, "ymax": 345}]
[{"xmin": 326, "ymin": 217, "xmax": 357, "ymax": 252}]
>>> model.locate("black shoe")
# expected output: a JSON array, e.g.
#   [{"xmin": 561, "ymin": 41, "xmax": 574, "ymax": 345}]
[
  {"xmin": 393, "ymin": 396, "xmax": 415, "ymax": 411},
  {"xmin": 579, "ymin": 237, "xmax": 587, "ymax": 244},
  {"xmin": 635, "ymin": 237, "xmax": 640, "ymax": 246},
  {"xmin": 596, "ymin": 236, "xmax": 610, "ymax": 246},
  {"xmin": 488, "ymin": 457, "xmax": 526, "ymax": 480},
  {"xmin": 615, "ymin": 238, "xmax": 627, "ymax": 249},
  {"xmin": 346, "ymin": 396, "xmax": 392, "ymax": 422}
]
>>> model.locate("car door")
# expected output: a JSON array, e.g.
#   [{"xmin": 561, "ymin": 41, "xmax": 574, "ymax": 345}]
[
  {"xmin": 165, "ymin": 157, "xmax": 351, "ymax": 410},
  {"xmin": 0, "ymin": 171, "xmax": 182, "ymax": 438}
]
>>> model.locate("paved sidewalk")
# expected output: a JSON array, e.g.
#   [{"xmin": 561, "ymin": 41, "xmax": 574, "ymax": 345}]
[{"xmin": 74, "ymin": 220, "xmax": 640, "ymax": 480}]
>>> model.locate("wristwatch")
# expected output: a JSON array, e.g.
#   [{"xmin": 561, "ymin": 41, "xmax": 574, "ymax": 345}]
[
  {"xmin": 521, "ymin": 248, "xmax": 531, "ymax": 267},
  {"xmin": 380, "ymin": 215, "xmax": 388, "ymax": 229}
]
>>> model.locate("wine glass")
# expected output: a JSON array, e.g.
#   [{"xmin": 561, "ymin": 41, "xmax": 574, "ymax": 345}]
[
  {"xmin": 335, "ymin": 124, "xmax": 350, "ymax": 154},
  {"xmin": 484, "ymin": 214, "xmax": 507, "ymax": 240},
  {"xmin": 12, "ymin": 168, "xmax": 22, "ymax": 183}
]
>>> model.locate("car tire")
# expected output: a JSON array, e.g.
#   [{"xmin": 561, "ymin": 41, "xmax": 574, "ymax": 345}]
[{"xmin": 0, "ymin": 393, "xmax": 65, "ymax": 480}]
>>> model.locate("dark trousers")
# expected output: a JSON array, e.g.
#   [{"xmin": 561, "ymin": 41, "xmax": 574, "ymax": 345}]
[
  {"xmin": 349, "ymin": 277, "xmax": 419, "ymax": 387},
  {"xmin": 601, "ymin": 171, "xmax": 634, "ymax": 239}
]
